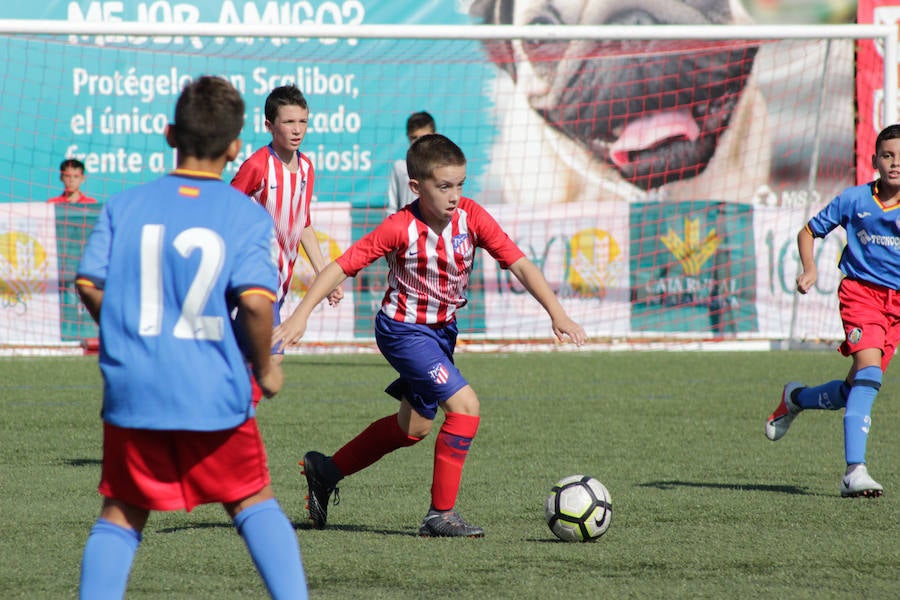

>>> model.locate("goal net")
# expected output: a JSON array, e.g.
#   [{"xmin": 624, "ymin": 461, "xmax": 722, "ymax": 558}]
[{"xmin": 0, "ymin": 19, "xmax": 894, "ymax": 353}]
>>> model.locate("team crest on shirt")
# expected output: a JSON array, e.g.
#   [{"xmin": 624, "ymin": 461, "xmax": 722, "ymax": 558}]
[
  {"xmin": 452, "ymin": 234, "xmax": 471, "ymax": 257},
  {"xmin": 428, "ymin": 362, "xmax": 450, "ymax": 384},
  {"xmin": 847, "ymin": 327, "xmax": 863, "ymax": 345}
]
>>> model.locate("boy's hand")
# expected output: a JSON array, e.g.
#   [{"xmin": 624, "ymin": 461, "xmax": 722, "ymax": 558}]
[
  {"xmin": 326, "ymin": 286, "xmax": 344, "ymax": 306},
  {"xmin": 796, "ymin": 268, "xmax": 817, "ymax": 295},
  {"xmin": 552, "ymin": 316, "xmax": 587, "ymax": 347},
  {"xmin": 255, "ymin": 362, "xmax": 284, "ymax": 398},
  {"xmin": 272, "ymin": 314, "xmax": 309, "ymax": 350}
]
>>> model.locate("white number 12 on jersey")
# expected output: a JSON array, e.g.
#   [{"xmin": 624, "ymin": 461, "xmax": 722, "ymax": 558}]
[{"xmin": 138, "ymin": 224, "xmax": 226, "ymax": 341}]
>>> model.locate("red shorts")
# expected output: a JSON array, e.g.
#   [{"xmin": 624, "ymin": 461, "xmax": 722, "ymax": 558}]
[
  {"xmin": 837, "ymin": 278, "xmax": 900, "ymax": 371},
  {"xmin": 98, "ymin": 418, "xmax": 270, "ymax": 512},
  {"xmin": 250, "ymin": 374, "xmax": 263, "ymax": 407}
]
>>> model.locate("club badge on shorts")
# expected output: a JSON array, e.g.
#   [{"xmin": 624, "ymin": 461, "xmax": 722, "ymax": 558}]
[
  {"xmin": 428, "ymin": 362, "xmax": 449, "ymax": 384},
  {"xmin": 847, "ymin": 327, "xmax": 863, "ymax": 345}
]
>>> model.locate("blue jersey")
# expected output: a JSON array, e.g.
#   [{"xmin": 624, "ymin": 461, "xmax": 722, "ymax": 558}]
[
  {"xmin": 77, "ymin": 170, "xmax": 278, "ymax": 431},
  {"xmin": 807, "ymin": 181, "xmax": 900, "ymax": 290}
]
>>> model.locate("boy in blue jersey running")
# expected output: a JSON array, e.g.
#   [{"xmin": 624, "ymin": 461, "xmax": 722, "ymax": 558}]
[
  {"xmin": 765, "ymin": 123, "xmax": 900, "ymax": 498},
  {"xmin": 75, "ymin": 76, "xmax": 308, "ymax": 599}
]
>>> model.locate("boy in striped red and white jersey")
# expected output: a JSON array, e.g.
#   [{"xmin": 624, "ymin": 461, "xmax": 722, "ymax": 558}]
[
  {"xmin": 232, "ymin": 84, "xmax": 343, "ymax": 365},
  {"xmin": 274, "ymin": 134, "xmax": 586, "ymax": 537}
]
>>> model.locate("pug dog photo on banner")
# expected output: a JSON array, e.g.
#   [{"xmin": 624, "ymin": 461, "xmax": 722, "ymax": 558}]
[{"xmin": 469, "ymin": 0, "xmax": 772, "ymax": 204}]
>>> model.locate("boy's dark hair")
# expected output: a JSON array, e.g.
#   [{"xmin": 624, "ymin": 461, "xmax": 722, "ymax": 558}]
[
  {"xmin": 265, "ymin": 84, "xmax": 308, "ymax": 122},
  {"xmin": 875, "ymin": 124, "xmax": 900, "ymax": 152},
  {"xmin": 407, "ymin": 134, "xmax": 466, "ymax": 181},
  {"xmin": 59, "ymin": 158, "xmax": 86, "ymax": 172},
  {"xmin": 406, "ymin": 111, "xmax": 436, "ymax": 135},
  {"xmin": 172, "ymin": 76, "xmax": 244, "ymax": 160}
]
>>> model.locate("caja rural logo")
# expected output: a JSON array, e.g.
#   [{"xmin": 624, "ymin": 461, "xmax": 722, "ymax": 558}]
[
  {"xmin": 630, "ymin": 202, "xmax": 758, "ymax": 333},
  {"xmin": 0, "ymin": 231, "xmax": 49, "ymax": 313},
  {"xmin": 659, "ymin": 217, "xmax": 719, "ymax": 276}
]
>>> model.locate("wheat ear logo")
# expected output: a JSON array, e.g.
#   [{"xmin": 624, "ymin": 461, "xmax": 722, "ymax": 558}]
[
  {"xmin": 291, "ymin": 230, "xmax": 343, "ymax": 295},
  {"xmin": 568, "ymin": 228, "xmax": 621, "ymax": 297},
  {"xmin": 660, "ymin": 218, "xmax": 720, "ymax": 276},
  {"xmin": 0, "ymin": 231, "xmax": 49, "ymax": 311}
]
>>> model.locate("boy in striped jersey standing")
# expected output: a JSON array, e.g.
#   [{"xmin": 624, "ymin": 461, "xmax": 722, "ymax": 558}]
[
  {"xmin": 273, "ymin": 134, "xmax": 587, "ymax": 537},
  {"xmin": 232, "ymin": 84, "xmax": 343, "ymax": 365}
]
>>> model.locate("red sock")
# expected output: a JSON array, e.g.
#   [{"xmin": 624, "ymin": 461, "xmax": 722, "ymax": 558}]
[
  {"xmin": 431, "ymin": 412, "xmax": 480, "ymax": 511},
  {"xmin": 332, "ymin": 414, "xmax": 421, "ymax": 477}
]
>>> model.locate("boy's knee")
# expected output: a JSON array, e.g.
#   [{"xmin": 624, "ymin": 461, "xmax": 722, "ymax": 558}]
[{"xmin": 442, "ymin": 385, "xmax": 480, "ymax": 416}]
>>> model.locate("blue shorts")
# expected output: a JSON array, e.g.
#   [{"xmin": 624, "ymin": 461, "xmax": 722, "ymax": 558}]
[
  {"xmin": 234, "ymin": 299, "xmax": 284, "ymax": 356},
  {"xmin": 271, "ymin": 300, "xmax": 284, "ymax": 355},
  {"xmin": 375, "ymin": 311, "xmax": 468, "ymax": 420}
]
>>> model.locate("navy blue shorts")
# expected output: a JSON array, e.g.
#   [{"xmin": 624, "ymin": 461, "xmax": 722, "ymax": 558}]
[
  {"xmin": 234, "ymin": 298, "xmax": 285, "ymax": 356},
  {"xmin": 375, "ymin": 311, "xmax": 468, "ymax": 420}
]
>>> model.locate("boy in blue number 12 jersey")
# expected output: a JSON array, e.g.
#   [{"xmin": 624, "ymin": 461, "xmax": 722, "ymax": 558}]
[
  {"xmin": 765, "ymin": 124, "xmax": 900, "ymax": 499},
  {"xmin": 75, "ymin": 76, "xmax": 308, "ymax": 599}
]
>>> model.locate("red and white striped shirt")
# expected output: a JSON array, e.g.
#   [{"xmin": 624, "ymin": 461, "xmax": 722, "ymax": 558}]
[
  {"xmin": 231, "ymin": 144, "xmax": 315, "ymax": 301},
  {"xmin": 337, "ymin": 197, "xmax": 524, "ymax": 325}
]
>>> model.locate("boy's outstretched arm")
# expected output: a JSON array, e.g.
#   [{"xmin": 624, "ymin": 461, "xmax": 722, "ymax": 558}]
[
  {"xmin": 508, "ymin": 257, "xmax": 587, "ymax": 346},
  {"xmin": 272, "ymin": 261, "xmax": 349, "ymax": 349},
  {"xmin": 300, "ymin": 225, "xmax": 344, "ymax": 306},
  {"xmin": 238, "ymin": 292, "xmax": 283, "ymax": 397}
]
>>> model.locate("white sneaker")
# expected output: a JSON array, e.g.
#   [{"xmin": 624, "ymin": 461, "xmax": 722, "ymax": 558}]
[
  {"xmin": 765, "ymin": 382, "xmax": 804, "ymax": 441},
  {"xmin": 840, "ymin": 464, "xmax": 884, "ymax": 498}
]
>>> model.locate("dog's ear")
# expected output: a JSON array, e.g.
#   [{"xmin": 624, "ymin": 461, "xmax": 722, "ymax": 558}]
[{"xmin": 469, "ymin": 0, "xmax": 517, "ymax": 81}]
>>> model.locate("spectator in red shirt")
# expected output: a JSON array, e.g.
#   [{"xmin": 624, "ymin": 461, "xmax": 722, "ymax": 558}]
[{"xmin": 47, "ymin": 158, "xmax": 98, "ymax": 204}]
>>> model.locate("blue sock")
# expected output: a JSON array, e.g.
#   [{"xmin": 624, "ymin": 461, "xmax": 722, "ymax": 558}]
[
  {"xmin": 794, "ymin": 379, "xmax": 848, "ymax": 410},
  {"xmin": 233, "ymin": 498, "xmax": 308, "ymax": 599},
  {"xmin": 79, "ymin": 518, "xmax": 141, "ymax": 600},
  {"xmin": 844, "ymin": 366, "xmax": 881, "ymax": 465}
]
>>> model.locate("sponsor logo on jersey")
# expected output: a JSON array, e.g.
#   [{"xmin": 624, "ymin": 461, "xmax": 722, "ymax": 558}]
[{"xmin": 856, "ymin": 229, "xmax": 900, "ymax": 246}]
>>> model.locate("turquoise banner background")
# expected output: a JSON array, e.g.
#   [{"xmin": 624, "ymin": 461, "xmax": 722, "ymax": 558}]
[
  {"xmin": 53, "ymin": 204, "xmax": 100, "ymax": 341},
  {"xmin": 0, "ymin": 2, "xmax": 494, "ymax": 208},
  {"xmin": 630, "ymin": 201, "xmax": 758, "ymax": 334}
]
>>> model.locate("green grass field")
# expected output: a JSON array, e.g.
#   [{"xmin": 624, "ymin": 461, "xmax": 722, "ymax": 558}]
[{"xmin": 1, "ymin": 351, "xmax": 897, "ymax": 599}]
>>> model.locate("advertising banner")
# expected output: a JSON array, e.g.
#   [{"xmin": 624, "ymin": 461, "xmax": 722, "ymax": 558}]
[
  {"xmin": 482, "ymin": 202, "xmax": 631, "ymax": 340},
  {"xmin": 54, "ymin": 204, "xmax": 100, "ymax": 341},
  {"xmin": 630, "ymin": 201, "xmax": 758, "ymax": 335},
  {"xmin": 279, "ymin": 202, "xmax": 356, "ymax": 341},
  {"xmin": 856, "ymin": 0, "xmax": 899, "ymax": 184},
  {"xmin": 752, "ymin": 204, "xmax": 844, "ymax": 341},
  {"xmin": 0, "ymin": 2, "xmax": 872, "ymax": 346},
  {"xmin": 0, "ymin": 204, "xmax": 63, "ymax": 343}
]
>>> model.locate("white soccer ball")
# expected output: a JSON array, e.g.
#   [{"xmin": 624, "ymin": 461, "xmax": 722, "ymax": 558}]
[{"xmin": 544, "ymin": 474, "xmax": 613, "ymax": 542}]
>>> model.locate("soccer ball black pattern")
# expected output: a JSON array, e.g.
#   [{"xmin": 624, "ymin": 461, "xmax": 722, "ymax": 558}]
[{"xmin": 545, "ymin": 475, "xmax": 612, "ymax": 542}]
